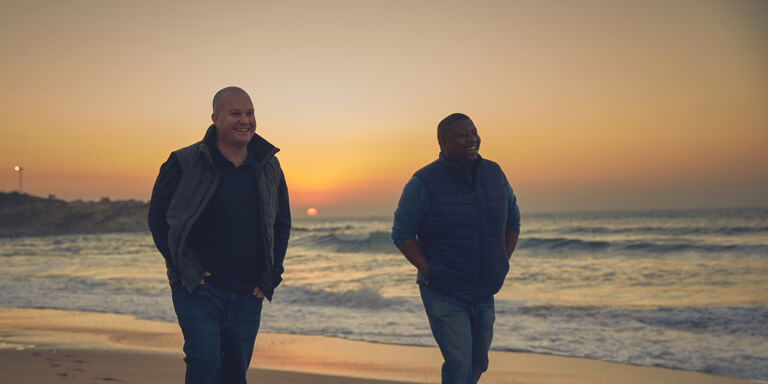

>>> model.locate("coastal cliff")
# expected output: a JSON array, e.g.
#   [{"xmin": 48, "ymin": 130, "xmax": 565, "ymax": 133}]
[{"xmin": 0, "ymin": 192, "xmax": 148, "ymax": 237}]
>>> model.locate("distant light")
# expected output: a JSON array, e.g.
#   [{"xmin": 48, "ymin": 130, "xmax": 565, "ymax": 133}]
[
  {"xmin": 306, "ymin": 207, "xmax": 318, "ymax": 216},
  {"xmin": 13, "ymin": 165, "xmax": 23, "ymax": 192}
]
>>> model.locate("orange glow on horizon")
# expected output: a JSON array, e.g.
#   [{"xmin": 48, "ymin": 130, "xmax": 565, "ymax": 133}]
[{"xmin": 1, "ymin": 1, "xmax": 766, "ymax": 213}]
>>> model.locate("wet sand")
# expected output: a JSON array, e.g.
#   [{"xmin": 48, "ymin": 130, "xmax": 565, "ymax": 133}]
[{"xmin": 0, "ymin": 307, "xmax": 754, "ymax": 383}]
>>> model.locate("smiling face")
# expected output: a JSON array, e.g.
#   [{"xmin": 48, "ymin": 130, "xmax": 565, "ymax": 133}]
[
  {"xmin": 439, "ymin": 118, "xmax": 481, "ymax": 169},
  {"xmin": 211, "ymin": 90, "xmax": 256, "ymax": 148}
]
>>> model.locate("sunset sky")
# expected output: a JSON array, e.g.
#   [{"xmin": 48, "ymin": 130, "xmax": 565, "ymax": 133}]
[{"xmin": 1, "ymin": 0, "xmax": 766, "ymax": 215}]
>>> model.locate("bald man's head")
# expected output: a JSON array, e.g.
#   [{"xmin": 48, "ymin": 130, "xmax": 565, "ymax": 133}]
[{"xmin": 212, "ymin": 86, "xmax": 251, "ymax": 114}]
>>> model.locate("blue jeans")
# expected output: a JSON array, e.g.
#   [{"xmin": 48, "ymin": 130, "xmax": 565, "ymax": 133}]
[
  {"xmin": 172, "ymin": 284, "xmax": 263, "ymax": 384},
  {"xmin": 420, "ymin": 285, "xmax": 495, "ymax": 384}
]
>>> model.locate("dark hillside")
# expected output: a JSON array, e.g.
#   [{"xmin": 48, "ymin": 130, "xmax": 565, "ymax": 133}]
[{"xmin": 0, "ymin": 192, "xmax": 148, "ymax": 237}]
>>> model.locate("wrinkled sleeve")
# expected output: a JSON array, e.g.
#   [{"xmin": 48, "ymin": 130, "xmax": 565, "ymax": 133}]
[
  {"xmin": 271, "ymin": 164, "xmax": 291, "ymax": 289},
  {"xmin": 148, "ymin": 154, "xmax": 182, "ymax": 262},
  {"xmin": 392, "ymin": 177, "xmax": 429, "ymax": 246},
  {"xmin": 503, "ymin": 174, "xmax": 521, "ymax": 233}
]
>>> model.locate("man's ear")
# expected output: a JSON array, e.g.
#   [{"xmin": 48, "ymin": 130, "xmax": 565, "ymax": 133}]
[{"xmin": 211, "ymin": 112, "xmax": 216, "ymax": 123}]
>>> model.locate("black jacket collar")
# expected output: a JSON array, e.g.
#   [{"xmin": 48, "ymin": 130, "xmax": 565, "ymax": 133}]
[
  {"xmin": 201, "ymin": 124, "xmax": 280, "ymax": 168},
  {"xmin": 438, "ymin": 152, "xmax": 483, "ymax": 175}
]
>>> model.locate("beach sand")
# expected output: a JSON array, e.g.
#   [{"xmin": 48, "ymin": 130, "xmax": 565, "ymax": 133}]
[{"xmin": 0, "ymin": 307, "xmax": 754, "ymax": 384}]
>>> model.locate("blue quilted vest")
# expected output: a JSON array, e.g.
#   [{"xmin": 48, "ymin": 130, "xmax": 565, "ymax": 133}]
[{"xmin": 415, "ymin": 154, "xmax": 509, "ymax": 301}]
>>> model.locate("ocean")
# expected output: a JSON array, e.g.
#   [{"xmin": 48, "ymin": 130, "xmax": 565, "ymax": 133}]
[{"xmin": 1, "ymin": 208, "xmax": 766, "ymax": 381}]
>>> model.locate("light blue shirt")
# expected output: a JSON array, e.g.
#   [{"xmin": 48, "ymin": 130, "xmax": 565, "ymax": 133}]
[{"xmin": 391, "ymin": 174, "xmax": 521, "ymax": 245}]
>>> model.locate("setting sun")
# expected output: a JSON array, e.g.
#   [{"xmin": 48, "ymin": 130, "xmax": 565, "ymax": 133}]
[{"xmin": 306, "ymin": 207, "xmax": 318, "ymax": 216}]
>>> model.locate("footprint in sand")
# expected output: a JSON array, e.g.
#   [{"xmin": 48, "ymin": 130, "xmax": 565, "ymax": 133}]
[
  {"xmin": 40, "ymin": 351, "xmax": 88, "ymax": 380},
  {"xmin": 90, "ymin": 377, "xmax": 125, "ymax": 382}
]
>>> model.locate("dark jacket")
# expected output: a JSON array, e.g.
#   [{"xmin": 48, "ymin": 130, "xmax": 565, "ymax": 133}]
[
  {"xmin": 414, "ymin": 154, "xmax": 509, "ymax": 301},
  {"xmin": 148, "ymin": 125, "xmax": 291, "ymax": 300}
]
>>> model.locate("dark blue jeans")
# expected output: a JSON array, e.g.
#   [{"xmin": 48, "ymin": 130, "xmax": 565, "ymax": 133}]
[
  {"xmin": 172, "ymin": 284, "xmax": 263, "ymax": 384},
  {"xmin": 420, "ymin": 285, "xmax": 495, "ymax": 384}
]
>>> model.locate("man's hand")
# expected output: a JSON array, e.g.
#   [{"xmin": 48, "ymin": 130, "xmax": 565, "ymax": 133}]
[
  {"xmin": 252, "ymin": 286, "xmax": 265, "ymax": 298},
  {"xmin": 200, "ymin": 271, "xmax": 211, "ymax": 284},
  {"xmin": 396, "ymin": 239, "xmax": 429, "ymax": 277}
]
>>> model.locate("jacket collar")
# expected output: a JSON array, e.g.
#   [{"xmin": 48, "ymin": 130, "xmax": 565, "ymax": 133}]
[
  {"xmin": 437, "ymin": 152, "xmax": 483, "ymax": 175},
  {"xmin": 200, "ymin": 124, "xmax": 280, "ymax": 168}
]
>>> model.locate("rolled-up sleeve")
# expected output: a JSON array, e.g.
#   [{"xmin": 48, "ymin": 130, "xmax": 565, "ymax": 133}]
[{"xmin": 391, "ymin": 177, "xmax": 429, "ymax": 246}]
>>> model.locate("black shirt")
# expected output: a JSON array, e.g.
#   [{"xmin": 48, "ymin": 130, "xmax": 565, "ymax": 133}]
[{"xmin": 184, "ymin": 139, "xmax": 266, "ymax": 292}]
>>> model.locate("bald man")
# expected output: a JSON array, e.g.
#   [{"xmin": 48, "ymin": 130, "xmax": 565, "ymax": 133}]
[{"xmin": 149, "ymin": 86, "xmax": 291, "ymax": 384}]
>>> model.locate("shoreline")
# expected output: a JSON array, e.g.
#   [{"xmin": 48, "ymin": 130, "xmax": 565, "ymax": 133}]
[{"xmin": 0, "ymin": 307, "xmax": 758, "ymax": 383}]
